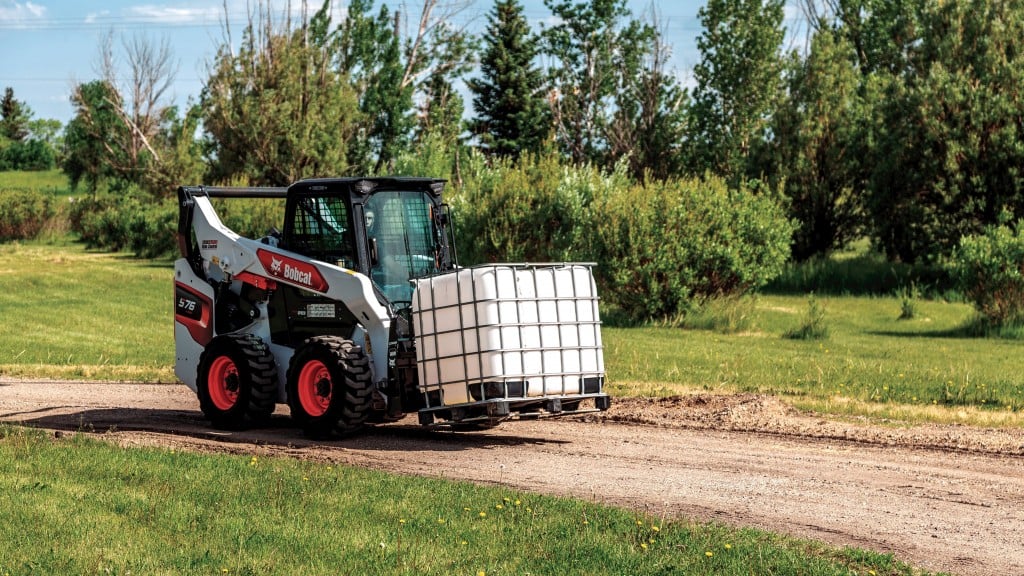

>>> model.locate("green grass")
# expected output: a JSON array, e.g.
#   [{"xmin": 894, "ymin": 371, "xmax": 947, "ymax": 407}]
[
  {"xmin": 0, "ymin": 242, "xmax": 174, "ymax": 381},
  {"xmin": 0, "ymin": 169, "xmax": 71, "ymax": 197},
  {"xmin": 606, "ymin": 294, "xmax": 1024, "ymax": 426},
  {"xmin": 0, "ymin": 424, "xmax": 933, "ymax": 576}
]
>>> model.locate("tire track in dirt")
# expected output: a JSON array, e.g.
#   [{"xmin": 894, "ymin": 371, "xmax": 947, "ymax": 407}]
[{"xmin": 2, "ymin": 379, "xmax": 1022, "ymax": 576}]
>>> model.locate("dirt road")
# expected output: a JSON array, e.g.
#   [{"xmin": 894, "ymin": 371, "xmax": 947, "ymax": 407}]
[{"xmin": 2, "ymin": 379, "xmax": 1022, "ymax": 576}]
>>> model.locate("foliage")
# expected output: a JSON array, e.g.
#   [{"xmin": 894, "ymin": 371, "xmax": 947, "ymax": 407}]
[
  {"xmin": 451, "ymin": 152, "xmax": 608, "ymax": 264},
  {"xmin": 687, "ymin": 0, "xmax": 785, "ymax": 183},
  {"xmin": 868, "ymin": 0, "xmax": 1024, "ymax": 263},
  {"xmin": 540, "ymin": 0, "xmax": 652, "ymax": 166},
  {"xmin": 203, "ymin": 4, "xmax": 360, "ymax": 186},
  {"xmin": 210, "ymin": 197, "xmax": 286, "ymax": 241},
  {"xmin": 590, "ymin": 176, "xmax": 795, "ymax": 320},
  {"xmin": 0, "ymin": 138, "xmax": 55, "ymax": 171},
  {"xmin": 948, "ymin": 218, "xmax": 1024, "ymax": 327},
  {"xmin": 62, "ymin": 34, "xmax": 194, "ymax": 197},
  {"xmin": 62, "ymin": 80, "xmax": 124, "ymax": 192},
  {"xmin": 606, "ymin": 16, "xmax": 689, "ymax": 181},
  {"xmin": 339, "ymin": 0, "xmax": 413, "ymax": 173},
  {"xmin": 0, "ymin": 86, "xmax": 31, "ymax": 142},
  {"xmin": 759, "ymin": 27, "xmax": 868, "ymax": 261},
  {"xmin": 783, "ymin": 293, "xmax": 830, "ymax": 340},
  {"xmin": 70, "ymin": 188, "xmax": 177, "ymax": 258},
  {"xmin": 0, "ymin": 188, "xmax": 54, "ymax": 241},
  {"xmin": 468, "ymin": 0, "xmax": 551, "ymax": 159},
  {"xmin": 0, "ymin": 88, "xmax": 57, "ymax": 171}
]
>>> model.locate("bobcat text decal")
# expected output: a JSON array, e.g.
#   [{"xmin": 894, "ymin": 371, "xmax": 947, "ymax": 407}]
[{"xmin": 257, "ymin": 249, "xmax": 329, "ymax": 292}]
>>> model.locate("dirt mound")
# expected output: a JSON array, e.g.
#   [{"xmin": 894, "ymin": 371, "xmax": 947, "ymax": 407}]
[{"xmin": 600, "ymin": 393, "xmax": 1024, "ymax": 456}]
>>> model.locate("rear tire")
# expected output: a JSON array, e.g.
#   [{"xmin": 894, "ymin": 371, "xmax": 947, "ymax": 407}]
[
  {"xmin": 196, "ymin": 333, "xmax": 278, "ymax": 430},
  {"xmin": 286, "ymin": 336, "xmax": 373, "ymax": 438}
]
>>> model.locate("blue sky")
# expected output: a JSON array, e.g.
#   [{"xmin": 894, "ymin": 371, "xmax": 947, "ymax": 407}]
[{"xmin": 0, "ymin": 0, "xmax": 801, "ymax": 125}]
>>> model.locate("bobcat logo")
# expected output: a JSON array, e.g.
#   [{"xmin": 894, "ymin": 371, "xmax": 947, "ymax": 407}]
[{"xmin": 269, "ymin": 256, "xmax": 283, "ymax": 275}]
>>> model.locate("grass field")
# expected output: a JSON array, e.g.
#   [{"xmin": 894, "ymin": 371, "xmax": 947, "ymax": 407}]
[
  {"xmin": 605, "ymin": 294, "xmax": 1024, "ymax": 426},
  {"xmin": 0, "ymin": 169, "xmax": 71, "ymax": 196},
  {"xmin": 0, "ymin": 242, "xmax": 174, "ymax": 381},
  {"xmin": 2, "ymin": 240, "xmax": 1022, "ymax": 426},
  {"xmin": 0, "ymin": 424, "xmax": 929, "ymax": 576}
]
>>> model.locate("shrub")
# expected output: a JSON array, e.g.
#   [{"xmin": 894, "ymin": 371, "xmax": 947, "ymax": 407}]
[
  {"xmin": 450, "ymin": 153, "xmax": 622, "ymax": 265},
  {"xmin": 211, "ymin": 197, "xmax": 286, "ymax": 240},
  {"xmin": 784, "ymin": 293, "xmax": 829, "ymax": 340},
  {"xmin": 948, "ymin": 219, "xmax": 1024, "ymax": 326},
  {"xmin": 589, "ymin": 176, "xmax": 795, "ymax": 320},
  {"xmin": 70, "ymin": 190, "xmax": 177, "ymax": 258},
  {"xmin": 0, "ymin": 188, "xmax": 54, "ymax": 241}
]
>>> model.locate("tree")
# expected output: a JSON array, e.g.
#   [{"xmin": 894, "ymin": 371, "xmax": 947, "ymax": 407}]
[
  {"xmin": 203, "ymin": 2, "xmax": 360, "ymax": 185},
  {"xmin": 62, "ymin": 80, "xmax": 125, "ymax": 191},
  {"xmin": 1, "ymin": 87, "xmax": 31, "ymax": 142},
  {"xmin": 63, "ymin": 32, "xmax": 192, "ymax": 194},
  {"xmin": 868, "ymin": 0, "xmax": 1024, "ymax": 263},
  {"xmin": 606, "ymin": 8, "xmax": 689, "ymax": 180},
  {"xmin": 337, "ymin": 0, "xmax": 473, "ymax": 174},
  {"xmin": 761, "ymin": 26, "xmax": 868, "ymax": 260},
  {"xmin": 541, "ymin": 0, "xmax": 652, "ymax": 165},
  {"xmin": 686, "ymin": 0, "xmax": 785, "ymax": 183},
  {"xmin": 468, "ymin": 0, "xmax": 550, "ymax": 158}
]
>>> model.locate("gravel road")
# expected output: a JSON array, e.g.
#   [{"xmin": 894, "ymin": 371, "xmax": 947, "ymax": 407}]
[{"xmin": 2, "ymin": 379, "xmax": 1022, "ymax": 576}]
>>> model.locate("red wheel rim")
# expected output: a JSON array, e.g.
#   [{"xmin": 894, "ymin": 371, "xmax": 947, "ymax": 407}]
[
  {"xmin": 298, "ymin": 360, "xmax": 332, "ymax": 417},
  {"xmin": 208, "ymin": 356, "xmax": 240, "ymax": 411}
]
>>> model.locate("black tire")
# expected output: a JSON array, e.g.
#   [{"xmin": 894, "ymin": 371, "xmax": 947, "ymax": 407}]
[
  {"xmin": 286, "ymin": 336, "xmax": 373, "ymax": 438},
  {"xmin": 196, "ymin": 333, "xmax": 278, "ymax": 430}
]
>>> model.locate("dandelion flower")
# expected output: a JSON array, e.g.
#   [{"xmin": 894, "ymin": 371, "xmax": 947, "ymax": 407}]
[
  {"xmin": 461, "ymin": 541, "xmax": 468, "ymax": 546},
  {"xmin": 640, "ymin": 543, "xmax": 648, "ymax": 550},
  {"xmin": 724, "ymin": 544, "xmax": 732, "ymax": 550},
  {"xmin": 514, "ymin": 499, "xmax": 521, "ymax": 506},
  {"xmin": 651, "ymin": 525, "xmax": 660, "ymax": 532},
  {"xmin": 705, "ymin": 551, "xmax": 713, "ymax": 557},
  {"xmin": 479, "ymin": 511, "xmax": 487, "ymax": 518},
  {"xmin": 399, "ymin": 519, "xmax": 406, "ymax": 524},
  {"xmin": 478, "ymin": 571, "xmax": 486, "ymax": 576},
  {"xmin": 495, "ymin": 504, "xmax": 504, "ymax": 510}
]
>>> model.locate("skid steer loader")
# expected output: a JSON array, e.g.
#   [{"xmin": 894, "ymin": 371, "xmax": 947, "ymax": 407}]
[{"xmin": 174, "ymin": 177, "xmax": 610, "ymax": 437}]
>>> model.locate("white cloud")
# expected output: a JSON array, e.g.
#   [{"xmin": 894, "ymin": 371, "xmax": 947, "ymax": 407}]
[
  {"xmin": 0, "ymin": 1, "xmax": 47, "ymax": 25},
  {"xmin": 127, "ymin": 4, "xmax": 221, "ymax": 24}
]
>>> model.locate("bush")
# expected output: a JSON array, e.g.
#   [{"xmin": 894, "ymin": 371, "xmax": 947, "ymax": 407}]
[
  {"xmin": 451, "ymin": 153, "xmax": 623, "ymax": 265},
  {"xmin": 211, "ymin": 197, "xmax": 286, "ymax": 240},
  {"xmin": 0, "ymin": 139, "xmax": 57, "ymax": 171},
  {"xmin": 0, "ymin": 188, "xmax": 54, "ymax": 241},
  {"xmin": 948, "ymin": 219, "xmax": 1024, "ymax": 326},
  {"xmin": 589, "ymin": 176, "xmax": 795, "ymax": 320},
  {"xmin": 70, "ymin": 190, "xmax": 177, "ymax": 258}
]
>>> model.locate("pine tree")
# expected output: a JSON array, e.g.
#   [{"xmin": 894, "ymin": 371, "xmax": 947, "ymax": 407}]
[
  {"xmin": 1, "ymin": 87, "xmax": 32, "ymax": 142},
  {"xmin": 468, "ymin": 0, "xmax": 549, "ymax": 158}
]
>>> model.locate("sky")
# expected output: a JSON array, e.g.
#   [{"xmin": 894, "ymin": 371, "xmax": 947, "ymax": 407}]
[{"xmin": 0, "ymin": 0, "xmax": 804, "ymax": 125}]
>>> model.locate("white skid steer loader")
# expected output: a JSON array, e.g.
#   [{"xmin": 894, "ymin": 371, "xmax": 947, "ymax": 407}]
[{"xmin": 174, "ymin": 177, "xmax": 610, "ymax": 437}]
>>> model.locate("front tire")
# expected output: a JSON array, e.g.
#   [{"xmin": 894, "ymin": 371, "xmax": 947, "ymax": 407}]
[
  {"xmin": 286, "ymin": 336, "xmax": 373, "ymax": 438},
  {"xmin": 196, "ymin": 333, "xmax": 278, "ymax": 430}
]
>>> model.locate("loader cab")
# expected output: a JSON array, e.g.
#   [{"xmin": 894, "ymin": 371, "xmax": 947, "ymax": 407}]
[{"xmin": 281, "ymin": 177, "xmax": 456, "ymax": 307}]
